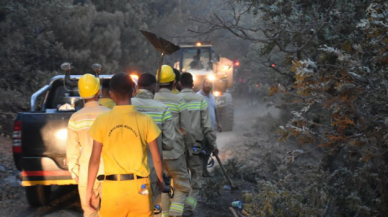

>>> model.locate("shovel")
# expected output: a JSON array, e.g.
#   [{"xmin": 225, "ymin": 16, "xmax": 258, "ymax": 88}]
[
  {"xmin": 215, "ymin": 155, "xmax": 238, "ymax": 190},
  {"xmin": 140, "ymin": 30, "xmax": 180, "ymax": 85}
]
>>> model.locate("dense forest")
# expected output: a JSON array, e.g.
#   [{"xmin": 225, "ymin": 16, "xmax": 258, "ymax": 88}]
[
  {"xmin": 1, "ymin": 0, "xmax": 388, "ymax": 216},
  {"xmin": 0, "ymin": 0, "xmax": 248, "ymax": 134}
]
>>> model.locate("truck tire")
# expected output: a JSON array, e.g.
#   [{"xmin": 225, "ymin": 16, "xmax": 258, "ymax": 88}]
[
  {"xmin": 25, "ymin": 185, "xmax": 51, "ymax": 207},
  {"xmin": 219, "ymin": 93, "xmax": 234, "ymax": 131}
]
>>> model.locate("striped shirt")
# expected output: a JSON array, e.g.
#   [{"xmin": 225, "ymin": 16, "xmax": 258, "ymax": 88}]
[
  {"xmin": 132, "ymin": 89, "xmax": 176, "ymax": 154},
  {"xmin": 66, "ymin": 101, "xmax": 110, "ymax": 186},
  {"xmin": 154, "ymin": 88, "xmax": 195, "ymax": 159},
  {"xmin": 179, "ymin": 89, "xmax": 216, "ymax": 149}
]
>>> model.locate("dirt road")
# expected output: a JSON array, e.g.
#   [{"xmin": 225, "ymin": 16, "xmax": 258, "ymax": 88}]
[{"xmin": 0, "ymin": 97, "xmax": 279, "ymax": 217}]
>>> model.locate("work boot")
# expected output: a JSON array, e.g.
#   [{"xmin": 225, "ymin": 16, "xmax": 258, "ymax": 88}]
[{"xmin": 182, "ymin": 211, "xmax": 193, "ymax": 217}]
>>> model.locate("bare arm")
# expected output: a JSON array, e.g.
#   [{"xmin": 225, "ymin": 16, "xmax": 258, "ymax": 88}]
[
  {"xmin": 148, "ymin": 139, "xmax": 164, "ymax": 189},
  {"xmin": 86, "ymin": 140, "xmax": 102, "ymax": 211}
]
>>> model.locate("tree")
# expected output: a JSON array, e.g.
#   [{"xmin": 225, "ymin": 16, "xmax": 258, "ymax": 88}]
[
  {"xmin": 193, "ymin": 0, "xmax": 388, "ymax": 215},
  {"xmin": 0, "ymin": 0, "xmax": 159, "ymax": 134}
]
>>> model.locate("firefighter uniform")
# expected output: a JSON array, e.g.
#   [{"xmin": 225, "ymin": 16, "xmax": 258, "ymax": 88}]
[
  {"xmin": 154, "ymin": 88, "xmax": 195, "ymax": 217},
  {"xmin": 99, "ymin": 98, "xmax": 116, "ymax": 109},
  {"xmin": 132, "ymin": 89, "xmax": 176, "ymax": 212},
  {"xmin": 67, "ymin": 101, "xmax": 110, "ymax": 217},
  {"xmin": 89, "ymin": 105, "xmax": 161, "ymax": 217},
  {"xmin": 178, "ymin": 89, "xmax": 216, "ymax": 215}
]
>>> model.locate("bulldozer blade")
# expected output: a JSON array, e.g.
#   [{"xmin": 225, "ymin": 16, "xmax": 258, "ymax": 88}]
[
  {"xmin": 140, "ymin": 30, "xmax": 180, "ymax": 55},
  {"xmin": 215, "ymin": 155, "xmax": 238, "ymax": 190}
]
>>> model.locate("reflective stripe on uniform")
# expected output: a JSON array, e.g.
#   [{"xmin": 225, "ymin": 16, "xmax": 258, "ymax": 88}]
[
  {"xmin": 162, "ymin": 211, "xmax": 169, "ymax": 217},
  {"xmin": 178, "ymin": 102, "xmax": 188, "ymax": 112},
  {"xmin": 68, "ymin": 119, "xmax": 96, "ymax": 131},
  {"xmin": 185, "ymin": 197, "xmax": 197, "ymax": 208},
  {"xmin": 200, "ymin": 99, "xmax": 208, "ymax": 110},
  {"xmin": 170, "ymin": 202, "xmax": 184, "ymax": 214},
  {"xmin": 185, "ymin": 102, "xmax": 201, "ymax": 110},
  {"xmin": 164, "ymin": 103, "xmax": 180, "ymax": 112}
]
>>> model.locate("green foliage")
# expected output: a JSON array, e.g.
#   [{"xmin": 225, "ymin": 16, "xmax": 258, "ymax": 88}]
[
  {"xmin": 202, "ymin": 0, "xmax": 388, "ymax": 215},
  {"xmin": 0, "ymin": 0, "xmax": 160, "ymax": 134}
]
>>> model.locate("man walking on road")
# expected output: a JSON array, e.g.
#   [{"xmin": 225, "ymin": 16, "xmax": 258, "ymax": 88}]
[
  {"xmin": 86, "ymin": 73, "xmax": 164, "ymax": 216},
  {"xmin": 197, "ymin": 78, "xmax": 221, "ymax": 177},
  {"xmin": 132, "ymin": 73, "xmax": 176, "ymax": 215},
  {"xmin": 154, "ymin": 65, "xmax": 195, "ymax": 217},
  {"xmin": 179, "ymin": 73, "xmax": 217, "ymax": 217},
  {"xmin": 66, "ymin": 74, "xmax": 110, "ymax": 217}
]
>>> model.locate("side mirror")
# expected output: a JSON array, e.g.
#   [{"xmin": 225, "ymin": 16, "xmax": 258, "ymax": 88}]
[
  {"xmin": 61, "ymin": 62, "xmax": 78, "ymax": 87},
  {"xmin": 92, "ymin": 63, "xmax": 102, "ymax": 77},
  {"xmin": 61, "ymin": 62, "xmax": 72, "ymax": 72}
]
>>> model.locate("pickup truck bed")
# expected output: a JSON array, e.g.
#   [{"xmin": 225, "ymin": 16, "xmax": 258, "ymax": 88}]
[
  {"xmin": 12, "ymin": 75, "xmax": 112, "ymax": 206},
  {"xmin": 17, "ymin": 112, "xmax": 75, "ymax": 186}
]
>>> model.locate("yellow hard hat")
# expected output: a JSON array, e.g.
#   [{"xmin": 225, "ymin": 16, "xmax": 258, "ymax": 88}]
[
  {"xmin": 157, "ymin": 65, "xmax": 175, "ymax": 84},
  {"xmin": 78, "ymin": 74, "xmax": 100, "ymax": 99}
]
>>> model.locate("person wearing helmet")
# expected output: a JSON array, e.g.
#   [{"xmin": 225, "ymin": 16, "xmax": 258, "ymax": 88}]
[
  {"xmin": 132, "ymin": 73, "xmax": 176, "ymax": 216},
  {"xmin": 178, "ymin": 73, "xmax": 217, "ymax": 217},
  {"xmin": 86, "ymin": 73, "xmax": 164, "ymax": 216},
  {"xmin": 66, "ymin": 74, "xmax": 110, "ymax": 217},
  {"xmin": 154, "ymin": 65, "xmax": 195, "ymax": 217},
  {"xmin": 99, "ymin": 79, "xmax": 116, "ymax": 109}
]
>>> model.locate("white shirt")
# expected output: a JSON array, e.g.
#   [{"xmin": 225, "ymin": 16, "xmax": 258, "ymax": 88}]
[{"xmin": 197, "ymin": 90, "xmax": 217, "ymax": 130}]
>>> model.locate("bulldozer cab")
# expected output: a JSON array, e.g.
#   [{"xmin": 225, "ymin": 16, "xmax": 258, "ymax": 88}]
[
  {"xmin": 179, "ymin": 45, "xmax": 214, "ymax": 73},
  {"xmin": 175, "ymin": 43, "xmax": 233, "ymax": 93}
]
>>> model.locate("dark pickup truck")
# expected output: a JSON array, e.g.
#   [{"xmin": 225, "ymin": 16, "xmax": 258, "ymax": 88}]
[{"xmin": 12, "ymin": 74, "xmax": 112, "ymax": 206}]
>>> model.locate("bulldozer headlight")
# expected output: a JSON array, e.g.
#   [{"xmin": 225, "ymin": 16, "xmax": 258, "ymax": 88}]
[
  {"xmin": 207, "ymin": 74, "xmax": 216, "ymax": 81},
  {"xmin": 214, "ymin": 91, "xmax": 222, "ymax": 96},
  {"xmin": 223, "ymin": 65, "xmax": 231, "ymax": 70}
]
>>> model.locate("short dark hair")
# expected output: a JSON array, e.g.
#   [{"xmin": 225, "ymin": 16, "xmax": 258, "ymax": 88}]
[
  {"xmin": 110, "ymin": 72, "xmax": 134, "ymax": 99},
  {"xmin": 101, "ymin": 79, "xmax": 111, "ymax": 90},
  {"xmin": 173, "ymin": 68, "xmax": 181, "ymax": 82},
  {"xmin": 180, "ymin": 72, "xmax": 193, "ymax": 87},
  {"xmin": 138, "ymin": 73, "xmax": 156, "ymax": 91}
]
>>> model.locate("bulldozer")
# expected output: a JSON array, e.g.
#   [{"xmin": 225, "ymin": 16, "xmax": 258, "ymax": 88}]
[{"xmin": 174, "ymin": 42, "xmax": 235, "ymax": 131}]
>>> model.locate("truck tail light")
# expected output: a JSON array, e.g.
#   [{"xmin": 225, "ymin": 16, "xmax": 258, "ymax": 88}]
[{"xmin": 12, "ymin": 120, "xmax": 22, "ymax": 153}]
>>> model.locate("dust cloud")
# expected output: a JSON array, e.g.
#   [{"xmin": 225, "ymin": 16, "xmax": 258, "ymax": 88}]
[{"xmin": 216, "ymin": 97, "xmax": 280, "ymax": 151}]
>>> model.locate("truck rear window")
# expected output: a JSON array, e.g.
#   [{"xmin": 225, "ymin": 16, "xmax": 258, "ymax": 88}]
[{"xmin": 46, "ymin": 80, "xmax": 84, "ymax": 111}]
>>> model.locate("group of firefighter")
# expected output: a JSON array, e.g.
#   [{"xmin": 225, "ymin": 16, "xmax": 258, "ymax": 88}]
[{"xmin": 66, "ymin": 64, "xmax": 222, "ymax": 217}]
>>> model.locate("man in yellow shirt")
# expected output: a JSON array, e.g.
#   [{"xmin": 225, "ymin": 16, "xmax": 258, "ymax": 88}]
[
  {"xmin": 86, "ymin": 73, "xmax": 164, "ymax": 217},
  {"xmin": 66, "ymin": 74, "xmax": 110, "ymax": 217},
  {"xmin": 98, "ymin": 79, "xmax": 116, "ymax": 109},
  {"xmin": 154, "ymin": 65, "xmax": 195, "ymax": 217},
  {"xmin": 178, "ymin": 73, "xmax": 217, "ymax": 216}
]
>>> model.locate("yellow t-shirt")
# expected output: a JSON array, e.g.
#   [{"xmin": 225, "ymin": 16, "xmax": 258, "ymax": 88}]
[
  {"xmin": 99, "ymin": 98, "xmax": 116, "ymax": 109},
  {"xmin": 171, "ymin": 88, "xmax": 180, "ymax": 94},
  {"xmin": 89, "ymin": 105, "xmax": 161, "ymax": 177}
]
